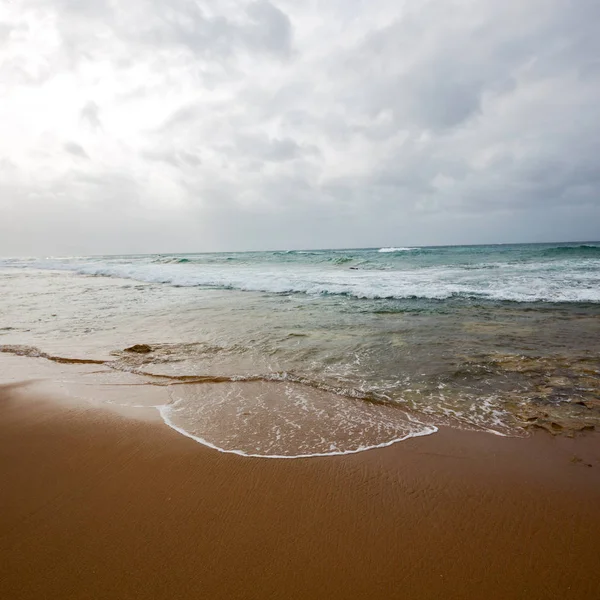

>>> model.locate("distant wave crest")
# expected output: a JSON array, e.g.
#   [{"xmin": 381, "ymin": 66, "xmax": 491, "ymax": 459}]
[
  {"xmin": 378, "ymin": 247, "xmax": 417, "ymax": 253},
  {"xmin": 543, "ymin": 244, "xmax": 600, "ymax": 256},
  {"xmin": 331, "ymin": 256, "xmax": 353, "ymax": 265},
  {"xmin": 153, "ymin": 257, "xmax": 191, "ymax": 264}
]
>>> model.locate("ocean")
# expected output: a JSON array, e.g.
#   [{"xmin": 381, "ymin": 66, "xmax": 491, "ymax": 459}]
[{"xmin": 1, "ymin": 242, "xmax": 599, "ymax": 457}]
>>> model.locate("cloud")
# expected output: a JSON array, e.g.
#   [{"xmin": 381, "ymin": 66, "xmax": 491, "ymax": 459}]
[
  {"xmin": 141, "ymin": 148, "xmax": 201, "ymax": 167},
  {"xmin": 0, "ymin": 0, "xmax": 599, "ymax": 255},
  {"xmin": 245, "ymin": 1, "xmax": 292, "ymax": 57},
  {"xmin": 80, "ymin": 101, "xmax": 102, "ymax": 131},
  {"xmin": 64, "ymin": 141, "xmax": 89, "ymax": 159}
]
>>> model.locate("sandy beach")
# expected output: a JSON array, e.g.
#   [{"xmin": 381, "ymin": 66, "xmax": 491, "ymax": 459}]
[{"xmin": 1, "ymin": 381, "xmax": 599, "ymax": 600}]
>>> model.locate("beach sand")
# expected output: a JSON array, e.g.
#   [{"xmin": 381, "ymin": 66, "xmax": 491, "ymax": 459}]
[{"xmin": 1, "ymin": 381, "xmax": 599, "ymax": 600}]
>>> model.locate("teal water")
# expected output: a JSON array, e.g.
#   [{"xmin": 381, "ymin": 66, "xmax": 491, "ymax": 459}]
[{"xmin": 3, "ymin": 242, "xmax": 600, "ymax": 303}]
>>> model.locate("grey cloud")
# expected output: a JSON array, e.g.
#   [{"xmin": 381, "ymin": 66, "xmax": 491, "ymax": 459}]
[
  {"xmin": 139, "ymin": 0, "xmax": 293, "ymax": 58},
  {"xmin": 52, "ymin": 0, "xmax": 294, "ymax": 63},
  {"xmin": 141, "ymin": 149, "xmax": 202, "ymax": 167},
  {"xmin": 228, "ymin": 134, "xmax": 318, "ymax": 162},
  {"xmin": 158, "ymin": 104, "xmax": 201, "ymax": 132},
  {"xmin": 179, "ymin": 151, "xmax": 202, "ymax": 166},
  {"xmin": 245, "ymin": 1, "xmax": 292, "ymax": 57},
  {"xmin": 0, "ymin": 158, "xmax": 18, "ymax": 172},
  {"xmin": 80, "ymin": 101, "xmax": 102, "ymax": 131},
  {"xmin": 64, "ymin": 141, "xmax": 89, "ymax": 159},
  {"xmin": 330, "ymin": 0, "xmax": 600, "ymax": 133},
  {"xmin": 261, "ymin": 137, "xmax": 304, "ymax": 162},
  {"xmin": 0, "ymin": 22, "xmax": 15, "ymax": 44}
]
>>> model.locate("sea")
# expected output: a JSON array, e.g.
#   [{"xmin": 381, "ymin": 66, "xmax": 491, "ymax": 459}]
[{"xmin": 1, "ymin": 242, "xmax": 599, "ymax": 457}]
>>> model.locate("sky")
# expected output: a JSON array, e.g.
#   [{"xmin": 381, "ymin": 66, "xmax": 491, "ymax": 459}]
[{"xmin": 1, "ymin": 0, "xmax": 599, "ymax": 255}]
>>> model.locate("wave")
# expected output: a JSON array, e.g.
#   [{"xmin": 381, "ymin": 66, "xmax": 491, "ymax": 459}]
[
  {"xmin": 159, "ymin": 403, "xmax": 436, "ymax": 460},
  {"xmin": 378, "ymin": 247, "xmax": 417, "ymax": 253},
  {"xmin": 0, "ymin": 343, "xmax": 437, "ymax": 458},
  {"xmin": 2, "ymin": 256, "xmax": 600, "ymax": 303},
  {"xmin": 543, "ymin": 244, "xmax": 600, "ymax": 256},
  {"xmin": 272, "ymin": 250, "xmax": 324, "ymax": 256},
  {"xmin": 153, "ymin": 257, "xmax": 191, "ymax": 264},
  {"xmin": 0, "ymin": 344, "xmax": 106, "ymax": 365},
  {"xmin": 0, "ymin": 343, "xmax": 391, "ymax": 403},
  {"xmin": 331, "ymin": 256, "xmax": 353, "ymax": 265}
]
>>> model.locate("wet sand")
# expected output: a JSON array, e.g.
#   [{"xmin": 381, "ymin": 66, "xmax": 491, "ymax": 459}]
[{"xmin": 1, "ymin": 381, "xmax": 600, "ymax": 600}]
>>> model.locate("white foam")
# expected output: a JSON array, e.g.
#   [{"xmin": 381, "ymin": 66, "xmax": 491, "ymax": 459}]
[
  {"xmin": 158, "ymin": 381, "xmax": 438, "ymax": 458},
  {"xmin": 378, "ymin": 247, "xmax": 417, "ymax": 253},
  {"xmin": 2, "ymin": 256, "xmax": 600, "ymax": 303},
  {"xmin": 158, "ymin": 404, "xmax": 437, "ymax": 459}
]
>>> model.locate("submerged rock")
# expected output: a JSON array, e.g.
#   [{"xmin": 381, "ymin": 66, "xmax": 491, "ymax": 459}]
[{"xmin": 124, "ymin": 344, "xmax": 153, "ymax": 354}]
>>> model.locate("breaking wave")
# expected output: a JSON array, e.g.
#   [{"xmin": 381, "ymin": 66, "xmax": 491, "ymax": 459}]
[
  {"xmin": 0, "ymin": 343, "xmax": 437, "ymax": 458},
  {"xmin": 3, "ymin": 260, "xmax": 598, "ymax": 303},
  {"xmin": 1, "ymin": 244, "xmax": 600, "ymax": 304},
  {"xmin": 378, "ymin": 247, "xmax": 418, "ymax": 253},
  {"xmin": 542, "ymin": 244, "xmax": 600, "ymax": 256}
]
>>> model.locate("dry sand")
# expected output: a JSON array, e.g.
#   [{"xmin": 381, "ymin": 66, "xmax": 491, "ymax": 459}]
[{"xmin": 1, "ymin": 381, "xmax": 599, "ymax": 600}]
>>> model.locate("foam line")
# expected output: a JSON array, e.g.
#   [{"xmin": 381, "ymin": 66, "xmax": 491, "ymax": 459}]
[
  {"xmin": 157, "ymin": 405, "xmax": 438, "ymax": 459},
  {"xmin": 2, "ymin": 254, "xmax": 599, "ymax": 303}
]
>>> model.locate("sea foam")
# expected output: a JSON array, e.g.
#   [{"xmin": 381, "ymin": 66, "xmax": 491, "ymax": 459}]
[
  {"xmin": 1, "ymin": 250, "xmax": 600, "ymax": 303},
  {"xmin": 378, "ymin": 247, "xmax": 417, "ymax": 253},
  {"xmin": 160, "ymin": 380, "xmax": 437, "ymax": 458}
]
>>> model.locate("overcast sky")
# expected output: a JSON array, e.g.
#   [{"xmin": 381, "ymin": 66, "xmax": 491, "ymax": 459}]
[{"xmin": 1, "ymin": 0, "xmax": 599, "ymax": 255}]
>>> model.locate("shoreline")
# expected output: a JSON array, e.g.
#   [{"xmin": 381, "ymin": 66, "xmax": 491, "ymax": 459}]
[
  {"xmin": 1, "ymin": 381, "xmax": 600, "ymax": 599},
  {"xmin": 157, "ymin": 401, "xmax": 440, "ymax": 460}
]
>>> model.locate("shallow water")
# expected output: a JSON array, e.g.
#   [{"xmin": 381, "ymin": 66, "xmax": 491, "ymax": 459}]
[{"xmin": 1, "ymin": 243, "xmax": 599, "ymax": 456}]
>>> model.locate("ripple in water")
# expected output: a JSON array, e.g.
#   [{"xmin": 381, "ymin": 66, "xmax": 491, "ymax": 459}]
[{"xmin": 162, "ymin": 381, "xmax": 437, "ymax": 458}]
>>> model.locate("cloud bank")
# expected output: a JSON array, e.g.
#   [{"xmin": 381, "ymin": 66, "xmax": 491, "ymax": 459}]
[{"xmin": 1, "ymin": 0, "xmax": 599, "ymax": 255}]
